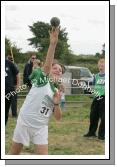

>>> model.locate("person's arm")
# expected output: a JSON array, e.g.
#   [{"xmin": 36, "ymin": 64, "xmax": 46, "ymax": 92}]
[
  {"xmin": 10, "ymin": 61, "xmax": 20, "ymax": 88},
  {"xmin": 43, "ymin": 27, "xmax": 59, "ymax": 75},
  {"xmin": 23, "ymin": 64, "xmax": 29, "ymax": 82},
  {"xmin": 29, "ymin": 70, "xmax": 36, "ymax": 80},
  {"xmin": 16, "ymin": 73, "xmax": 20, "ymax": 89},
  {"xmin": 53, "ymin": 105, "xmax": 62, "ymax": 121},
  {"xmin": 23, "ymin": 63, "xmax": 32, "ymax": 87},
  {"xmin": 53, "ymin": 91, "xmax": 62, "ymax": 121}
]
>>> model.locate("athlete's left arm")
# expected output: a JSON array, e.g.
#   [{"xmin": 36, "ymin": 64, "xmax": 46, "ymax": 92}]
[
  {"xmin": 53, "ymin": 105, "xmax": 62, "ymax": 121},
  {"xmin": 53, "ymin": 91, "xmax": 62, "ymax": 121}
]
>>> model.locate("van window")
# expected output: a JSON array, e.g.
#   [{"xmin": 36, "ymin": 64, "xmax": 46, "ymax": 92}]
[{"xmin": 80, "ymin": 69, "xmax": 92, "ymax": 78}]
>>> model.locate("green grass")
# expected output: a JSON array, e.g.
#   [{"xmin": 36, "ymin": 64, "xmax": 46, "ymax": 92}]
[
  {"xmin": 65, "ymin": 95, "xmax": 92, "ymax": 101},
  {"xmin": 48, "ymin": 108, "xmax": 104, "ymax": 155},
  {"xmin": 5, "ymin": 96, "xmax": 105, "ymax": 155}
]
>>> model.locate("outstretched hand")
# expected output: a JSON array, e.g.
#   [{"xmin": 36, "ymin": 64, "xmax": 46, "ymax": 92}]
[
  {"xmin": 53, "ymin": 90, "xmax": 61, "ymax": 105},
  {"xmin": 49, "ymin": 27, "xmax": 60, "ymax": 45}
]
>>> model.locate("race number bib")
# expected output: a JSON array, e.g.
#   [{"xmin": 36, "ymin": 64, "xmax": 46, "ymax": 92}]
[
  {"xmin": 39, "ymin": 105, "xmax": 51, "ymax": 117},
  {"xmin": 38, "ymin": 95, "xmax": 54, "ymax": 118}
]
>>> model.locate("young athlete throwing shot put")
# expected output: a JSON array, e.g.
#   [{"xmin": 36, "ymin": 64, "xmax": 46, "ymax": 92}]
[{"xmin": 10, "ymin": 26, "xmax": 65, "ymax": 155}]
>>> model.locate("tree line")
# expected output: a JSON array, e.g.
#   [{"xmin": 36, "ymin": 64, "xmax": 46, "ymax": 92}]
[{"xmin": 5, "ymin": 21, "xmax": 105, "ymax": 65}]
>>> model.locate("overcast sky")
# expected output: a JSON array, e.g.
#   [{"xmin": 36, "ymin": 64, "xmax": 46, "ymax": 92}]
[{"xmin": 5, "ymin": 2, "xmax": 107, "ymax": 55}]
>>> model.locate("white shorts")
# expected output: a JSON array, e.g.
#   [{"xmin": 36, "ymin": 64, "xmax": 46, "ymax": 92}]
[{"xmin": 13, "ymin": 119, "xmax": 48, "ymax": 146}]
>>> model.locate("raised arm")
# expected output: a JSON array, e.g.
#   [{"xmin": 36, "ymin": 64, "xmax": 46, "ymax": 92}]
[{"xmin": 43, "ymin": 27, "xmax": 59, "ymax": 75}]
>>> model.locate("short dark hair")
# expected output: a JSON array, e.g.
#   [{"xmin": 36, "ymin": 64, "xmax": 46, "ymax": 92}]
[
  {"xmin": 7, "ymin": 55, "xmax": 13, "ymax": 62},
  {"xmin": 31, "ymin": 54, "xmax": 37, "ymax": 58},
  {"xmin": 98, "ymin": 58, "xmax": 105, "ymax": 64}
]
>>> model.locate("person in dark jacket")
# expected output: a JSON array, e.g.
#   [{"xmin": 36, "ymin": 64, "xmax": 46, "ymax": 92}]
[
  {"xmin": 5, "ymin": 58, "xmax": 20, "ymax": 125},
  {"xmin": 7, "ymin": 55, "xmax": 19, "ymax": 118},
  {"xmin": 23, "ymin": 54, "xmax": 37, "ymax": 89}
]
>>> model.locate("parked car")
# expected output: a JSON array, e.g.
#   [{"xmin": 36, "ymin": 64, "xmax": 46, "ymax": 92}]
[{"xmin": 61, "ymin": 66, "xmax": 94, "ymax": 95}]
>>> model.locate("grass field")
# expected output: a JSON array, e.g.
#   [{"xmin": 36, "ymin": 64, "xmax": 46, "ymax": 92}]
[{"xmin": 5, "ymin": 96, "xmax": 105, "ymax": 155}]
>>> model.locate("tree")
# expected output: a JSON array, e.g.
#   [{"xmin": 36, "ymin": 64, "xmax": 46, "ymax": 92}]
[
  {"xmin": 28, "ymin": 21, "xmax": 70, "ymax": 60},
  {"xmin": 63, "ymin": 53, "xmax": 76, "ymax": 65},
  {"xmin": 5, "ymin": 38, "xmax": 12, "ymax": 57},
  {"xmin": 102, "ymin": 43, "xmax": 105, "ymax": 57},
  {"xmin": 5, "ymin": 37, "xmax": 22, "ymax": 63},
  {"xmin": 95, "ymin": 52, "xmax": 101, "ymax": 57}
]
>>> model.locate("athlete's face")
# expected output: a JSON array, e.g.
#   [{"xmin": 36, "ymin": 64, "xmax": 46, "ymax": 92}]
[
  {"xmin": 50, "ymin": 64, "xmax": 62, "ymax": 81},
  {"xmin": 98, "ymin": 61, "xmax": 105, "ymax": 72}
]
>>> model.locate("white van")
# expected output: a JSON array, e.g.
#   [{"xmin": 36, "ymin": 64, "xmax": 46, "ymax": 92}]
[{"xmin": 61, "ymin": 66, "xmax": 94, "ymax": 95}]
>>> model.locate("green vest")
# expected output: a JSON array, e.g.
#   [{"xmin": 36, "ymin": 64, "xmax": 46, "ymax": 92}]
[
  {"xmin": 29, "ymin": 67, "xmax": 58, "ymax": 92},
  {"xmin": 94, "ymin": 73, "xmax": 105, "ymax": 97}
]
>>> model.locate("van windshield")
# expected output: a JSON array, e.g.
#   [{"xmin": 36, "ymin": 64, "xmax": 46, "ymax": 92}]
[{"xmin": 80, "ymin": 69, "xmax": 92, "ymax": 78}]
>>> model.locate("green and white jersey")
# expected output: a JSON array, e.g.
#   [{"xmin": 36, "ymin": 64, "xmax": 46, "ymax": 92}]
[
  {"xmin": 19, "ymin": 68, "xmax": 58, "ymax": 128},
  {"xmin": 29, "ymin": 67, "xmax": 48, "ymax": 87},
  {"xmin": 94, "ymin": 73, "xmax": 105, "ymax": 97}
]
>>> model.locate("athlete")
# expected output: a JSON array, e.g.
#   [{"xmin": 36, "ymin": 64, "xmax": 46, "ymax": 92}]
[
  {"xmin": 10, "ymin": 27, "xmax": 65, "ymax": 155},
  {"xmin": 84, "ymin": 58, "xmax": 105, "ymax": 140}
]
